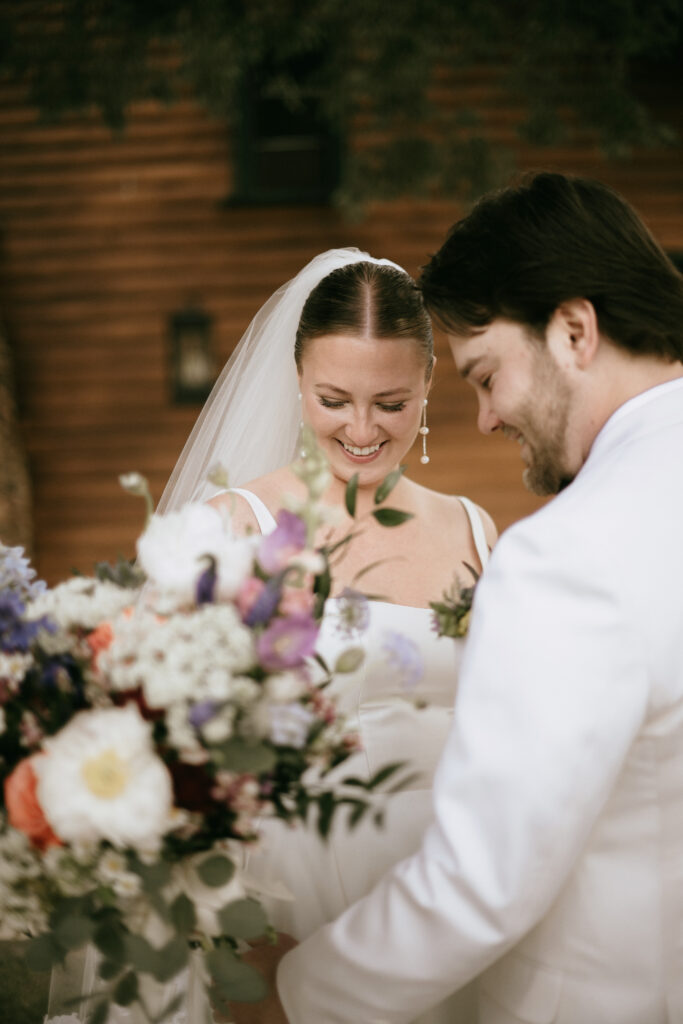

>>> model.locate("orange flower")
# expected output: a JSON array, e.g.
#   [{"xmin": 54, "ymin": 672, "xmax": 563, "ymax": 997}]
[
  {"xmin": 88, "ymin": 621, "xmax": 114, "ymax": 659},
  {"xmin": 4, "ymin": 757, "xmax": 62, "ymax": 850}
]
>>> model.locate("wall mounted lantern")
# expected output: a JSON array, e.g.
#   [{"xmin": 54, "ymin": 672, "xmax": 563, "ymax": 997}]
[{"xmin": 169, "ymin": 305, "xmax": 215, "ymax": 404}]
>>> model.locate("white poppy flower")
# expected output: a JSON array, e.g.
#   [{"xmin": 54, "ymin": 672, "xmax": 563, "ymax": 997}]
[{"xmin": 34, "ymin": 704, "xmax": 173, "ymax": 852}]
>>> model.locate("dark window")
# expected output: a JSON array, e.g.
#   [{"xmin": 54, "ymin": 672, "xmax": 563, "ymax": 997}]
[{"xmin": 226, "ymin": 55, "xmax": 340, "ymax": 205}]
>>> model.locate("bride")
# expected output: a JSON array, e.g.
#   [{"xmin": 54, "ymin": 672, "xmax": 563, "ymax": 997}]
[
  {"xmin": 46, "ymin": 249, "xmax": 496, "ymax": 1024},
  {"xmin": 162, "ymin": 248, "xmax": 496, "ymax": 1023}
]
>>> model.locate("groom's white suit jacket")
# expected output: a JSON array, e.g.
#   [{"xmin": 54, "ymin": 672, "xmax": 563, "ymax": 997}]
[{"xmin": 277, "ymin": 377, "xmax": 683, "ymax": 1024}]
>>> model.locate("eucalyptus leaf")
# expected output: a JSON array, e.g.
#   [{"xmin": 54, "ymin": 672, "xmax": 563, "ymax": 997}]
[
  {"xmin": 125, "ymin": 934, "xmax": 160, "ymax": 975},
  {"xmin": 214, "ymin": 738, "xmax": 277, "ymax": 775},
  {"xmin": 155, "ymin": 936, "xmax": 189, "ymax": 982},
  {"xmin": 94, "ymin": 922, "xmax": 127, "ymax": 964},
  {"xmin": 348, "ymin": 801, "xmax": 370, "ymax": 829},
  {"xmin": 197, "ymin": 853, "xmax": 235, "ymax": 888},
  {"xmin": 99, "ymin": 959, "xmax": 122, "ymax": 981},
  {"xmin": 54, "ymin": 913, "xmax": 94, "ymax": 950},
  {"xmin": 170, "ymin": 892, "xmax": 196, "ymax": 935},
  {"xmin": 374, "ymin": 465, "xmax": 405, "ymax": 504},
  {"xmin": 334, "ymin": 647, "xmax": 365, "ymax": 674},
  {"xmin": 207, "ymin": 949, "xmax": 268, "ymax": 1003},
  {"xmin": 218, "ymin": 898, "xmax": 268, "ymax": 940},
  {"xmin": 153, "ymin": 993, "xmax": 185, "ymax": 1023},
  {"xmin": 345, "ymin": 473, "xmax": 359, "ymax": 517},
  {"xmin": 371, "ymin": 507, "xmax": 414, "ymax": 527},
  {"xmin": 114, "ymin": 970, "xmax": 139, "ymax": 1007},
  {"xmin": 24, "ymin": 932, "xmax": 62, "ymax": 972},
  {"xmin": 89, "ymin": 1000, "xmax": 110, "ymax": 1024}
]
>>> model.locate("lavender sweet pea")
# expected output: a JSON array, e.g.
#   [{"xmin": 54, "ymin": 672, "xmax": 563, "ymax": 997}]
[
  {"xmin": 257, "ymin": 613, "xmax": 319, "ymax": 672},
  {"xmin": 257, "ymin": 510, "xmax": 307, "ymax": 574}
]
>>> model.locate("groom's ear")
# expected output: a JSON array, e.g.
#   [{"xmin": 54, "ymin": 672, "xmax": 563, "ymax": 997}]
[{"xmin": 551, "ymin": 299, "xmax": 600, "ymax": 371}]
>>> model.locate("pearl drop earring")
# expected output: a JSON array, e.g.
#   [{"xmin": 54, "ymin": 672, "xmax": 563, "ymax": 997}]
[{"xmin": 419, "ymin": 398, "xmax": 430, "ymax": 465}]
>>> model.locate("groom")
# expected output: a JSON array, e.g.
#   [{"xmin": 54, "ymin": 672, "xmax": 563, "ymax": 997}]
[{"xmin": 238, "ymin": 173, "xmax": 683, "ymax": 1023}]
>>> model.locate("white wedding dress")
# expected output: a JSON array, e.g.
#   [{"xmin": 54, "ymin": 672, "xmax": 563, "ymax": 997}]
[{"xmin": 233, "ymin": 487, "xmax": 490, "ymax": 1024}]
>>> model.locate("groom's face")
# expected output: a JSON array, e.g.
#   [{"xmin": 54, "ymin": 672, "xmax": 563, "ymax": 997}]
[{"xmin": 448, "ymin": 319, "xmax": 576, "ymax": 495}]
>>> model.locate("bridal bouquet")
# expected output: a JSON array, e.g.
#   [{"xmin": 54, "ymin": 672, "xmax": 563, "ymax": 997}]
[{"xmin": 0, "ymin": 432, "xmax": 410, "ymax": 1023}]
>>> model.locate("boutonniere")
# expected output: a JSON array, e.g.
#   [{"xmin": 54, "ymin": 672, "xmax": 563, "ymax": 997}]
[{"xmin": 430, "ymin": 562, "xmax": 479, "ymax": 638}]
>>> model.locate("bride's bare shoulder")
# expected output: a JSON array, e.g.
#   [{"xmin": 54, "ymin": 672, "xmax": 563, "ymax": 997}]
[
  {"xmin": 407, "ymin": 480, "xmax": 498, "ymax": 548},
  {"xmin": 207, "ymin": 466, "xmax": 304, "ymax": 535}
]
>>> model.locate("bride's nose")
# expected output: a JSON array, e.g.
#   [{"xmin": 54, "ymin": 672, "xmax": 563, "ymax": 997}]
[{"xmin": 344, "ymin": 405, "xmax": 379, "ymax": 445}]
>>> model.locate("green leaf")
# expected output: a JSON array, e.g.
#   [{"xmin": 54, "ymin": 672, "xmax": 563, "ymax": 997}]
[
  {"xmin": 345, "ymin": 473, "xmax": 359, "ymax": 517},
  {"xmin": 154, "ymin": 936, "xmax": 189, "ymax": 982},
  {"xmin": 374, "ymin": 465, "xmax": 405, "ymax": 504},
  {"xmin": 126, "ymin": 933, "xmax": 160, "ymax": 976},
  {"xmin": 207, "ymin": 949, "xmax": 268, "ymax": 1003},
  {"xmin": 99, "ymin": 959, "xmax": 122, "ymax": 981},
  {"xmin": 54, "ymin": 913, "xmax": 94, "ymax": 950},
  {"xmin": 154, "ymin": 993, "xmax": 185, "ymax": 1023},
  {"xmin": 93, "ymin": 922, "xmax": 127, "ymax": 964},
  {"xmin": 170, "ymin": 892, "xmax": 196, "ymax": 935},
  {"xmin": 366, "ymin": 761, "xmax": 406, "ymax": 790},
  {"xmin": 348, "ymin": 801, "xmax": 370, "ymax": 829},
  {"xmin": 371, "ymin": 507, "xmax": 414, "ymax": 527},
  {"xmin": 129, "ymin": 855, "xmax": 172, "ymax": 893},
  {"xmin": 334, "ymin": 647, "xmax": 365, "ymax": 673},
  {"xmin": 214, "ymin": 738, "xmax": 277, "ymax": 775},
  {"xmin": 89, "ymin": 1001, "xmax": 110, "ymax": 1024},
  {"xmin": 24, "ymin": 933, "xmax": 62, "ymax": 972},
  {"xmin": 317, "ymin": 790, "xmax": 336, "ymax": 839},
  {"xmin": 218, "ymin": 898, "xmax": 268, "ymax": 940},
  {"xmin": 196, "ymin": 853, "xmax": 235, "ymax": 888},
  {"xmin": 114, "ymin": 970, "xmax": 139, "ymax": 1007}
]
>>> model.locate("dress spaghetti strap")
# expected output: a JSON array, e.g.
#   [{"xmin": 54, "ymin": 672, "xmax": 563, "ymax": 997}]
[
  {"xmin": 212, "ymin": 487, "xmax": 277, "ymax": 534},
  {"xmin": 457, "ymin": 496, "xmax": 490, "ymax": 569}
]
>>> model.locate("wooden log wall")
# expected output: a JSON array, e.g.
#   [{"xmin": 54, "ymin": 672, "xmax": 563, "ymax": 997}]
[{"xmin": 0, "ymin": 63, "xmax": 681, "ymax": 583}]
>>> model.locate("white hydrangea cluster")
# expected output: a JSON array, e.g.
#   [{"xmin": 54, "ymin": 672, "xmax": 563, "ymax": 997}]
[
  {"xmin": 26, "ymin": 577, "xmax": 136, "ymax": 655},
  {"xmin": 99, "ymin": 604, "xmax": 256, "ymax": 710}
]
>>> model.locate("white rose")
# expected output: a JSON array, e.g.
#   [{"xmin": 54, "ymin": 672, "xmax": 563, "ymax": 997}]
[
  {"xmin": 137, "ymin": 504, "xmax": 256, "ymax": 605},
  {"xmin": 265, "ymin": 672, "xmax": 307, "ymax": 703}
]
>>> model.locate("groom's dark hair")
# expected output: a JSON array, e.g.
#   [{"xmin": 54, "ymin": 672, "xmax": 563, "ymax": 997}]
[{"xmin": 419, "ymin": 171, "xmax": 683, "ymax": 362}]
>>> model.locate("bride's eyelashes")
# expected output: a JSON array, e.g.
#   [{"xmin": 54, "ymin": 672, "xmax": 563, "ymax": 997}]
[{"xmin": 318, "ymin": 396, "xmax": 408, "ymax": 412}]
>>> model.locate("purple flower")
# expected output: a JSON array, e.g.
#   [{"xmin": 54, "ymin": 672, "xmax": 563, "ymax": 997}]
[
  {"xmin": 335, "ymin": 587, "xmax": 370, "ymax": 639},
  {"xmin": 381, "ymin": 631, "xmax": 424, "ymax": 692},
  {"xmin": 189, "ymin": 701, "xmax": 218, "ymax": 728},
  {"xmin": 258, "ymin": 510, "xmax": 307, "ymax": 574},
  {"xmin": 244, "ymin": 579, "xmax": 281, "ymax": 627},
  {"xmin": 195, "ymin": 557, "xmax": 217, "ymax": 605},
  {"xmin": 0, "ymin": 544, "xmax": 46, "ymax": 599},
  {"xmin": 257, "ymin": 614, "xmax": 319, "ymax": 672},
  {"xmin": 0, "ymin": 592, "xmax": 52, "ymax": 653}
]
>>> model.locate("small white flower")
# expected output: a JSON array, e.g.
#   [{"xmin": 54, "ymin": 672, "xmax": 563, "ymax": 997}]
[
  {"xmin": 289, "ymin": 550, "xmax": 326, "ymax": 575},
  {"xmin": 201, "ymin": 709, "xmax": 235, "ymax": 745},
  {"xmin": 0, "ymin": 651, "xmax": 33, "ymax": 690},
  {"xmin": 265, "ymin": 672, "xmax": 307, "ymax": 704},
  {"xmin": 268, "ymin": 703, "xmax": 316, "ymax": 749},
  {"xmin": 34, "ymin": 704, "xmax": 174, "ymax": 852}
]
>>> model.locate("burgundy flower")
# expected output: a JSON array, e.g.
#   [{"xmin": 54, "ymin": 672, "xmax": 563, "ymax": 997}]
[
  {"xmin": 257, "ymin": 510, "xmax": 306, "ymax": 574},
  {"xmin": 257, "ymin": 614, "xmax": 319, "ymax": 671}
]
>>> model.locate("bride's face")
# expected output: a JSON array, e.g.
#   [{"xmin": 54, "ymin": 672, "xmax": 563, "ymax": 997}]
[{"xmin": 298, "ymin": 333, "xmax": 430, "ymax": 488}]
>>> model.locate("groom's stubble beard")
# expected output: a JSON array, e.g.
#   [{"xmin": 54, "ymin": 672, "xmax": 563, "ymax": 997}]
[{"xmin": 517, "ymin": 349, "xmax": 575, "ymax": 497}]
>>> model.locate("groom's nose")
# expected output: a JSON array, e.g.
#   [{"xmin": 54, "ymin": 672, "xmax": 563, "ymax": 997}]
[{"xmin": 477, "ymin": 399, "xmax": 502, "ymax": 435}]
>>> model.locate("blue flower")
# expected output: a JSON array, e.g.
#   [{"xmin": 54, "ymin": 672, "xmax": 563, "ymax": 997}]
[
  {"xmin": 381, "ymin": 631, "xmax": 424, "ymax": 692},
  {"xmin": 0, "ymin": 591, "xmax": 54, "ymax": 653},
  {"xmin": 0, "ymin": 544, "xmax": 46, "ymax": 599}
]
